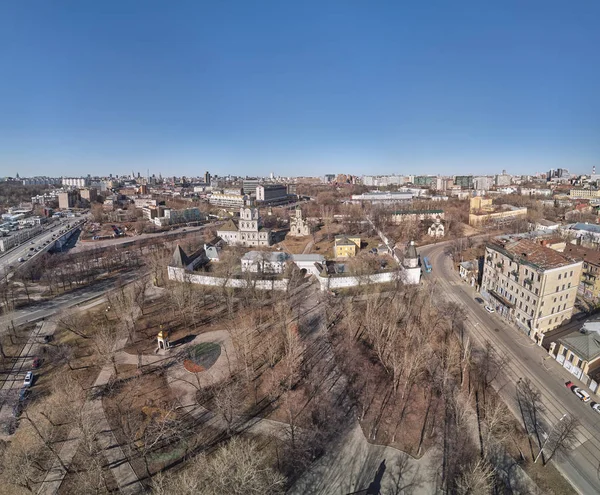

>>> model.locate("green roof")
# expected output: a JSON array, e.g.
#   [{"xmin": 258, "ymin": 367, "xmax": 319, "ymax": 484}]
[{"xmin": 559, "ymin": 321, "xmax": 600, "ymax": 362}]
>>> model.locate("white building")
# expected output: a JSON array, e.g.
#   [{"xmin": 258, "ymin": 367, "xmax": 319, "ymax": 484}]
[
  {"xmin": 241, "ymin": 251, "xmax": 289, "ymax": 274},
  {"xmin": 62, "ymin": 177, "xmax": 90, "ymax": 188},
  {"xmin": 473, "ymin": 176, "xmax": 494, "ymax": 191},
  {"xmin": 216, "ymin": 207, "xmax": 272, "ymax": 247},
  {"xmin": 289, "ymin": 207, "xmax": 310, "ymax": 236},
  {"xmin": 427, "ymin": 218, "xmax": 445, "ymax": 238},
  {"xmin": 209, "ymin": 192, "xmax": 249, "ymax": 208},
  {"xmin": 402, "ymin": 241, "xmax": 421, "ymax": 285}
]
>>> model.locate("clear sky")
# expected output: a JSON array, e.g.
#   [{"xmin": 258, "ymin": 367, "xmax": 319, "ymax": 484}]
[{"xmin": 1, "ymin": 1, "xmax": 599, "ymax": 178}]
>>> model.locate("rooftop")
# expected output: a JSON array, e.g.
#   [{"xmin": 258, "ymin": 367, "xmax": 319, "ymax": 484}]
[
  {"xmin": 392, "ymin": 209, "xmax": 444, "ymax": 215},
  {"xmin": 563, "ymin": 244, "xmax": 600, "ymax": 267},
  {"xmin": 488, "ymin": 237, "xmax": 578, "ymax": 270},
  {"xmin": 571, "ymin": 222, "xmax": 600, "ymax": 234},
  {"xmin": 559, "ymin": 321, "xmax": 600, "ymax": 362},
  {"xmin": 241, "ymin": 251, "xmax": 289, "ymax": 263}
]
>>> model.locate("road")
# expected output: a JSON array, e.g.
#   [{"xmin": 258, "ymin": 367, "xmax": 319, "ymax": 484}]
[
  {"xmin": 0, "ymin": 218, "xmax": 82, "ymax": 275},
  {"xmin": 421, "ymin": 242, "xmax": 600, "ymax": 494},
  {"xmin": 0, "ymin": 270, "xmax": 144, "ymax": 331},
  {"xmin": 70, "ymin": 222, "xmax": 217, "ymax": 252}
]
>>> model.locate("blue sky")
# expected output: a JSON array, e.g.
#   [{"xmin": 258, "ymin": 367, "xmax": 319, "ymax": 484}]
[{"xmin": 1, "ymin": 1, "xmax": 599, "ymax": 178}]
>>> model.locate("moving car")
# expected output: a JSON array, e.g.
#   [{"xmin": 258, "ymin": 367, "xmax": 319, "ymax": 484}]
[
  {"xmin": 32, "ymin": 357, "xmax": 41, "ymax": 369},
  {"xmin": 18, "ymin": 388, "xmax": 30, "ymax": 402},
  {"xmin": 485, "ymin": 305, "xmax": 495, "ymax": 314},
  {"xmin": 565, "ymin": 381, "xmax": 591, "ymax": 402},
  {"xmin": 18, "ymin": 257, "xmax": 24, "ymax": 262},
  {"xmin": 23, "ymin": 372, "xmax": 33, "ymax": 388}
]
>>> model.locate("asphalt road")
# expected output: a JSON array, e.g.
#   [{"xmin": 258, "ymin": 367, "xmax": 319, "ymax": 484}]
[
  {"xmin": 421, "ymin": 242, "xmax": 600, "ymax": 494},
  {"xmin": 0, "ymin": 218, "xmax": 81, "ymax": 274}
]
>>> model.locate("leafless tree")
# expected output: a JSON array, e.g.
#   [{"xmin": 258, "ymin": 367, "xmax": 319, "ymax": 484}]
[{"xmin": 541, "ymin": 415, "xmax": 580, "ymax": 466}]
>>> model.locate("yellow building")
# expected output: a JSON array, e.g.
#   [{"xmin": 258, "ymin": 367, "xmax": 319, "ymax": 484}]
[
  {"xmin": 570, "ymin": 189, "xmax": 600, "ymax": 199},
  {"xmin": 470, "ymin": 196, "xmax": 493, "ymax": 212},
  {"xmin": 334, "ymin": 236, "xmax": 361, "ymax": 258}
]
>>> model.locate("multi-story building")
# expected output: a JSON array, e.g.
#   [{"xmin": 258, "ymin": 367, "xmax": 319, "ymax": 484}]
[
  {"xmin": 549, "ymin": 319, "xmax": 600, "ymax": 382},
  {"xmin": 256, "ymin": 185, "xmax": 288, "ymax": 203},
  {"xmin": 351, "ymin": 192, "xmax": 412, "ymax": 204},
  {"xmin": 216, "ymin": 207, "xmax": 272, "ymax": 247},
  {"xmin": 455, "ymin": 175, "xmax": 474, "ymax": 189},
  {"xmin": 473, "ymin": 176, "xmax": 493, "ymax": 191},
  {"xmin": 468, "ymin": 197, "xmax": 527, "ymax": 226},
  {"xmin": 62, "ymin": 177, "xmax": 90, "ymax": 188},
  {"xmin": 563, "ymin": 245, "xmax": 600, "ymax": 302},
  {"xmin": 163, "ymin": 207, "xmax": 203, "ymax": 225},
  {"xmin": 0, "ymin": 225, "xmax": 42, "ymax": 252},
  {"xmin": 208, "ymin": 192, "xmax": 249, "ymax": 208},
  {"xmin": 481, "ymin": 237, "xmax": 582, "ymax": 341},
  {"xmin": 334, "ymin": 236, "xmax": 361, "ymax": 258},
  {"xmin": 22, "ymin": 177, "xmax": 61, "ymax": 186},
  {"xmin": 79, "ymin": 188, "xmax": 97, "ymax": 203},
  {"xmin": 242, "ymin": 178, "xmax": 260, "ymax": 195},
  {"xmin": 58, "ymin": 191, "xmax": 79, "ymax": 209},
  {"xmin": 570, "ymin": 189, "xmax": 600, "ymax": 199},
  {"xmin": 495, "ymin": 172, "xmax": 512, "ymax": 187},
  {"xmin": 413, "ymin": 176, "xmax": 435, "ymax": 186},
  {"xmin": 204, "ymin": 171, "xmax": 211, "ymax": 185}
]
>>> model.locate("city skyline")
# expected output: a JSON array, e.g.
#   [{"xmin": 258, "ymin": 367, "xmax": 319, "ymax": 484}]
[{"xmin": 1, "ymin": 2, "xmax": 599, "ymax": 178}]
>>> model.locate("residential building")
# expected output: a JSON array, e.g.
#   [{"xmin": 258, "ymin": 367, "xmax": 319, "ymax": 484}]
[
  {"xmin": 563, "ymin": 244, "xmax": 600, "ymax": 302},
  {"xmin": 391, "ymin": 209, "xmax": 445, "ymax": 224},
  {"xmin": 204, "ymin": 171, "xmax": 211, "ymax": 185},
  {"xmin": 351, "ymin": 192, "xmax": 412, "ymax": 203},
  {"xmin": 459, "ymin": 260, "xmax": 479, "ymax": 287},
  {"xmin": 481, "ymin": 237, "xmax": 583, "ymax": 340},
  {"xmin": 0, "ymin": 225, "xmax": 43, "ymax": 252},
  {"xmin": 162, "ymin": 207, "xmax": 203, "ymax": 225},
  {"xmin": 549, "ymin": 320, "xmax": 600, "ymax": 382},
  {"xmin": 209, "ymin": 192, "xmax": 249, "ymax": 208},
  {"xmin": 216, "ymin": 207, "xmax": 272, "ymax": 247},
  {"xmin": 570, "ymin": 189, "xmax": 600, "ymax": 199},
  {"xmin": 62, "ymin": 177, "xmax": 90, "ymax": 188},
  {"xmin": 22, "ymin": 176, "xmax": 61, "ymax": 186},
  {"xmin": 473, "ymin": 176, "xmax": 493, "ymax": 191},
  {"xmin": 562, "ymin": 223, "xmax": 600, "ymax": 246},
  {"xmin": 289, "ymin": 207, "xmax": 310, "ymax": 236},
  {"xmin": 334, "ymin": 236, "xmax": 361, "ymax": 258},
  {"xmin": 256, "ymin": 184, "xmax": 288, "ymax": 203},
  {"xmin": 455, "ymin": 175, "xmax": 474, "ymax": 189},
  {"xmin": 79, "ymin": 188, "xmax": 97, "ymax": 202},
  {"xmin": 495, "ymin": 172, "xmax": 512, "ymax": 187},
  {"xmin": 534, "ymin": 219, "xmax": 560, "ymax": 232},
  {"xmin": 142, "ymin": 205, "xmax": 165, "ymax": 220},
  {"xmin": 58, "ymin": 191, "xmax": 79, "ymax": 209},
  {"xmin": 413, "ymin": 176, "xmax": 435, "ymax": 186}
]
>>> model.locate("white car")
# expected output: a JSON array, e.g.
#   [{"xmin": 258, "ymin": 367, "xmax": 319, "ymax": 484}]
[
  {"xmin": 23, "ymin": 372, "xmax": 33, "ymax": 388},
  {"xmin": 484, "ymin": 305, "xmax": 495, "ymax": 314}
]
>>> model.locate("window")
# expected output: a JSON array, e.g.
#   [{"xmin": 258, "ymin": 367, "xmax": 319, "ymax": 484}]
[
  {"xmin": 562, "ymin": 347, "xmax": 567, "ymax": 356},
  {"xmin": 554, "ymin": 298, "xmax": 557, "ymax": 303},
  {"xmin": 535, "ymin": 288, "xmax": 539, "ymax": 295},
  {"xmin": 568, "ymin": 353, "xmax": 574, "ymax": 363},
  {"xmin": 538, "ymin": 274, "xmax": 541, "ymax": 282},
  {"xmin": 556, "ymin": 287, "xmax": 559, "ymax": 292},
  {"xmin": 551, "ymin": 307, "xmax": 555, "ymax": 313},
  {"xmin": 562, "ymin": 284, "xmax": 565, "ymax": 290},
  {"xmin": 570, "ymin": 270, "xmax": 573, "ymax": 277},
  {"xmin": 558, "ymin": 274, "xmax": 562, "ymax": 280},
  {"xmin": 530, "ymin": 309, "xmax": 534, "ymax": 316},
  {"xmin": 568, "ymin": 283, "xmax": 571, "ymax": 288}
]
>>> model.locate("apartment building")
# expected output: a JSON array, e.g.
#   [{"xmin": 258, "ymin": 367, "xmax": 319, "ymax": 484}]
[
  {"xmin": 563, "ymin": 244, "xmax": 600, "ymax": 302},
  {"xmin": 334, "ymin": 236, "xmax": 361, "ymax": 258},
  {"xmin": 570, "ymin": 189, "xmax": 600, "ymax": 199},
  {"xmin": 481, "ymin": 237, "xmax": 582, "ymax": 341},
  {"xmin": 58, "ymin": 191, "xmax": 79, "ymax": 209}
]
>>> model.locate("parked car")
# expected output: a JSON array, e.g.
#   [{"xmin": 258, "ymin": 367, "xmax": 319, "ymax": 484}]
[
  {"xmin": 43, "ymin": 335, "xmax": 53, "ymax": 343},
  {"xmin": 565, "ymin": 381, "xmax": 591, "ymax": 402},
  {"xmin": 23, "ymin": 372, "xmax": 33, "ymax": 388},
  {"xmin": 484, "ymin": 305, "xmax": 495, "ymax": 314},
  {"xmin": 32, "ymin": 357, "xmax": 41, "ymax": 369},
  {"xmin": 591, "ymin": 402, "xmax": 600, "ymax": 414},
  {"xmin": 475, "ymin": 297, "xmax": 484, "ymax": 304},
  {"xmin": 18, "ymin": 257, "xmax": 24, "ymax": 262}
]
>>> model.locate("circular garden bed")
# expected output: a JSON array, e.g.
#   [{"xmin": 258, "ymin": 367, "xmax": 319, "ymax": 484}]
[{"xmin": 183, "ymin": 342, "xmax": 221, "ymax": 373}]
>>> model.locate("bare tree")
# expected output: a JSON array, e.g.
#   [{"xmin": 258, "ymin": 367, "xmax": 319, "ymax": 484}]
[
  {"xmin": 541, "ymin": 415, "xmax": 579, "ymax": 466},
  {"xmin": 455, "ymin": 458, "xmax": 494, "ymax": 495}
]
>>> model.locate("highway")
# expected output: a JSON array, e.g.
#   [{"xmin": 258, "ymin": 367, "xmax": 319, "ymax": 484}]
[
  {"xmin": 421, "ymin": 242, "xmax": 600, "ymax": 494},
  {"xmin": 0, "ymin": 218, "xmax": 83, "ymax": 275}
]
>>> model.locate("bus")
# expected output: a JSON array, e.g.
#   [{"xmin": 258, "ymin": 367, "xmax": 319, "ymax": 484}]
[{"xmin": 423, "ymin": 256, "xmax": 432, "ymax": 273}]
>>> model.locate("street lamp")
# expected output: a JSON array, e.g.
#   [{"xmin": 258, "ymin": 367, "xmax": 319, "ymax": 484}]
[{"xmin": 534, "ymin": 413, "xmax": 568, "ymax": 463}]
